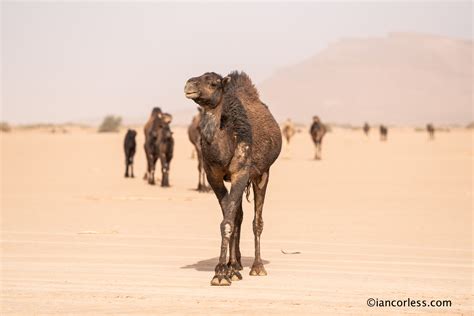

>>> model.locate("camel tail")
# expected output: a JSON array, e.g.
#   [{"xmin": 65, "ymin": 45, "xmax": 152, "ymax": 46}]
[{"xmin": 245, "ymin": 180, "xmax": 252, "ymax": 202}]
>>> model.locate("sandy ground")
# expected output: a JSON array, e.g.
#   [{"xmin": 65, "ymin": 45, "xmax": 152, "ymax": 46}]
[{"xmin": 1, "ymin": 127, "xmax": 472, "ymax": 315}]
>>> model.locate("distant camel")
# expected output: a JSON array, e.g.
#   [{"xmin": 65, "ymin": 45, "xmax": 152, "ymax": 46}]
[
  {"xmin": 427, "ymin": 123, "xmax": 435, "ymax": 140},
  {"xmin": 282, "ymin": 119, "xmax": 296, "ymax": 145},
  {"xmin": 363, "ymin": 122, "xmax": 370, "ymax": 136},
  {"xmin": 188, "ymin": 109, "xmax": 210, "ymax": 192},
  {"xmin": 310, "ymin": 116, "xmax": 327, "ymax": 160},
  {"xmin": 379, "ymin": 125, "xmax": 388, "ymax": 141},
  {"xmin": 124, "ymin": 129, "xmax": 137, "ymax": 178},
  {"xmin": 144, "ymin": 108, "xmax": 174, "ymax": 186},
  {"xmin": 185, "ymin": 71, "xmax": 282, "ymax": 286}
]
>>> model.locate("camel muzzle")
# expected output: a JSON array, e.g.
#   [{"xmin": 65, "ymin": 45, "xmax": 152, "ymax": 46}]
[{"xmin": 184, "ymin": 81, "xmax": 200, "ymax": 99}]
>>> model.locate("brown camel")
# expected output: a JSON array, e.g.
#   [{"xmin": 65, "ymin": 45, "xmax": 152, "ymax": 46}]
[
  {"xmin": 427, "ymin": 123, "xmax": 435, "ymax": 140},
  {"xmin": 282, "ymin": 118, "xmax": 296, "ymax": 145},
  {"xmin": 143, "ymin": 108, "xmax": 174, "ymax": 186},
  {"xmin": 310, "ymin": 116, "xmax": 327, "ymax": 160},
  {"xmin": 363, "ymin": 122, "xmax": 370, "ymax": 136},
  {"xmin": 184, "ymin": 71, "xmax": 282, "ymax": 286},
  {"xmin": 188, "ymin": 108, "xmax": 210, "ymax": 192},
  {"xmin": 379, "ymin": 125, "xmax": 388, "ymax": 141}
]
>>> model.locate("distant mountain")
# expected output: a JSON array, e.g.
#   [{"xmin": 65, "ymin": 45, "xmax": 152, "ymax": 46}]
[{"xmin": 258, "ymin": 33, "xmax": 473, "ymax": 125}]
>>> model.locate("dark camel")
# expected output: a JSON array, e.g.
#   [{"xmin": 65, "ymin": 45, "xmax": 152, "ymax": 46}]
[
  {"xmin": 379, "ymin": 125, "xmax": 388, "ymax": 141},
  {"xmin": 188, "ymin": 109, "xmax": 210, "ymax": 192},
  {"xmin": 310, "ymin": 116, "xmax": 327, "ymax": 160},
  {"xmin": 184, "ymin": 71, "xmax": 282, "ymax": 286},
  {"xmin": 363, "ymin": 122, "xmax": 370, "ymax": 136},
  {"xmin": 124, "ymin": 129, "xmax": 137, "ymax": 178},
  {"xmin": 144, "ymin": 108, "xmax": 174, "ymax": 186},
  {"xmin": 427, "ymin": 123, "xmax": 435, "ymax": 140}
]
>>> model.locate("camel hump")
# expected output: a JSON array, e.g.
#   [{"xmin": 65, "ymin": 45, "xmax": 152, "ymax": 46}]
[{"xmin": 225, "ymin": 71, "xmax": 260, "ymax": 105}]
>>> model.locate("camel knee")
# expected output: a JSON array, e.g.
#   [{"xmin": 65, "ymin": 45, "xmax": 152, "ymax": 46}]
[
  {"xmin": 220, "ymin": 221, "xmax": 234, "ymax": 239},
  {"xmin": 253, "ymin": 218, "xmax": 264, "ymax": 236}
]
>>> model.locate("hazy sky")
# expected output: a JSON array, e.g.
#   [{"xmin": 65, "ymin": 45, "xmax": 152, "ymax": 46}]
[{"xmin": 1, "ymin": 1, "xmax": 472, "ymax": 124}]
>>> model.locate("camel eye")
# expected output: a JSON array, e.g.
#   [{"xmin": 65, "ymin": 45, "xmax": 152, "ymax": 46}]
[{"xmin": 210, "ymin": 82, "xmax": 218, "ymax": 88}]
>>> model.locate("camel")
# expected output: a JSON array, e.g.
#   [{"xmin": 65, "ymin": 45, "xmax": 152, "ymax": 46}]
[
  {"xmin": 144, "ymin": 108, "xmax": 174, "ymax": 186},
  {"xmin": 188, "ymin": 108, "xmax": 210, "ymax": 192},
  {"xmin": 310, "ymin": 116, "xmax": 327, "ymax": 160},
  {"xmin": 380, "ymin": 125, "xmax": 388, "ymax": 141},
  {"xmin": 363, "ymin": 122, "xmax": 370, "ymax": 136},
  {"xmin": 184, "ymin": 71, "xmax": 282, "ymax": 286},
  {"xmin": 427, "ymin": 123, "xmax": 435, "ymax": 140},
  {"xmin": 124, "ymin": 129, "xmax": 137, "ymax": 178},
  {"xmin": 282, "ymin": 118, "xmax": 296, "ymax": 145}
]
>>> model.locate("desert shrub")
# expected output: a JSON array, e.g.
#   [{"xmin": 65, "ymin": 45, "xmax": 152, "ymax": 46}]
[
  {"xmin": 98, "ymin": 115, "xmax": 122, "ymax": 133},
  {"xmin": 0, "ymin": 122, "xmax": 11, "ymax": 132}
]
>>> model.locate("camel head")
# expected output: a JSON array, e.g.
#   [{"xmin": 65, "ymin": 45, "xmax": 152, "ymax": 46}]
[
  {"xmin": 127, "ymin": 129, "xmax": 137, "ymax": 138},
  {"xmin": 184, "ymin": 72, "xmax": 231, "ymax": 109},
  {"xmin": 151, "ymin": 107, "xmax": 162, "ymax": 117},
  {"xmin": 313, "ymin": 116, "xmax": 321, "ymax": 123}
]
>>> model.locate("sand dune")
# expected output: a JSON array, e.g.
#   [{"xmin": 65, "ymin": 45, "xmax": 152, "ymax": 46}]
[
  {"xmin": 259, "ymin": 33, "xmax": 473, "ymax": 125},
  {"xmin": 1, "ymin": 127, "xmax": 472, "ymax": 315}
]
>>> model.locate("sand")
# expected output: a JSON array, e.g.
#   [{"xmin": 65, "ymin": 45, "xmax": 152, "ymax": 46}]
[{"xmin": 1, "ymin": 127, "xmax": 472, "ymax": 315}]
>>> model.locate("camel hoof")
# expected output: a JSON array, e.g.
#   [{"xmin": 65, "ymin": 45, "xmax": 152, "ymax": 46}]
[
  {"xmin": 211, "ymin": 276, "xmax": 231, "ymax": 286},
  {"xmin": 197, "ymin": 186, "xmax": 211, "ymax": 193},
  {"xmin": 124, "ymin": 174, "xmax": 129, "ymax": 178},
  {"xmin": 250, "ymin": 264, "xmax": 267, "ymax": 276},
  {"xmin": 230, "ymin": 271, "xmax": 242, "ymax": 281},
  {"xmin": 234, "ymin": 262, "xmax": 243, "ymax": 271}
]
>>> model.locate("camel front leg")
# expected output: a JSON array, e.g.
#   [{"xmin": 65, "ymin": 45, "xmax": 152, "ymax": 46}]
[
  {"xmin": 129, "ymin": 149, "xmax": 135, "ymax": 178},
  {"xmin": 160, "ymin": 151, "xmax": 170, "ymax": 187},
  {"xmin": 148, "ymin": 155, "xmax": 157, "ymax": 185},
  {"xmin": 205, "ymin": 171, "xmax": 229, "ymax": 285},
  {"xmin": 124, "ymin": 159, "xmax": 129, "ymax": 178},
  {"xmin": 315, "ymin": 141, "xmax": 322, "ymax": 160},
  {"xmin": 228, "ymin": 200, "xmax": 243, "ymax": 280},
  {"xmin": 208, "ymin": 168, "xmax": 249, "ymax": 286}
]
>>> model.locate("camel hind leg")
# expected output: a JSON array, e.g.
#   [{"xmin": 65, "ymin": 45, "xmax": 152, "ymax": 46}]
[{"xmin": 250, "ymin": 170, "xmax": 269, "ymax": 276}]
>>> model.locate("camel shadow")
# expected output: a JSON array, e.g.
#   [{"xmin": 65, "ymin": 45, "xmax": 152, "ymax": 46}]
[
  {"xmin": 186, "ymin": 188, "xmax": 212, "ymax": 193},
  {"xmin": 181, "ymin": 256, "xmax": 270, "ymax": 271}
]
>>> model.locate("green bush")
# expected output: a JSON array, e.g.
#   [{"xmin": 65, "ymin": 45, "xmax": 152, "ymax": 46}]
[{"xmin": 98, "ymin": 115, "xmax": 122, "ymax": 133}]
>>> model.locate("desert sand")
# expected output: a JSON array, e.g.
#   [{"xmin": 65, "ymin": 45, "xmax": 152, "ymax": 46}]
[{"xmin": 1, "ymin": 126, "xmax": 472, "ymax": 315}]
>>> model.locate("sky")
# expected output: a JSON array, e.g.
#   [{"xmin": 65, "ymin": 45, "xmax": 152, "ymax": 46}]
[{"xmin": 1, "ymin": 1, "xmax": 472, "ymax": 124}]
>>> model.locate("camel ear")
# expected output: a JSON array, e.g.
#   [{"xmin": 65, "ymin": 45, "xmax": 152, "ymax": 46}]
[
  {"xmin": 222, "ymin": 76, "xmax": 231, "ymax": 87},
  {"xmin": 163, "ymin": 113, "xmax": 173, "ymax": 124}
]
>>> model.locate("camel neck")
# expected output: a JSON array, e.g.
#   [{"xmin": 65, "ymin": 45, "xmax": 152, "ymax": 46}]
[{"xmin": 200, "ymin": 105, "xmax": 222, "ymax": 144}]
